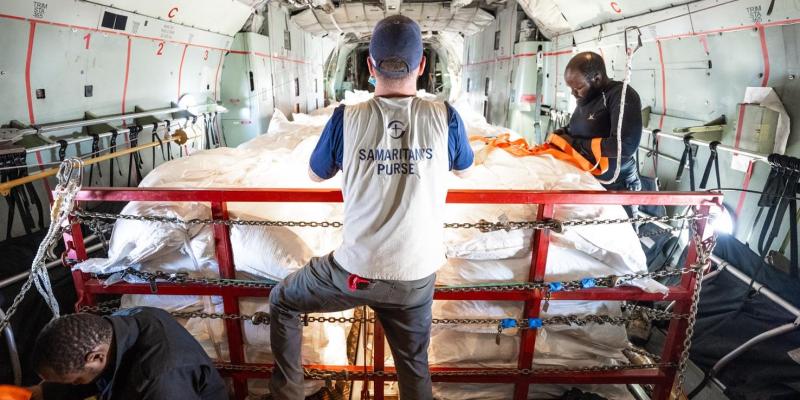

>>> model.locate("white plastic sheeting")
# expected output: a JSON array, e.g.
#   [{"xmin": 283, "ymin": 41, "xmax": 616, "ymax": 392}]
[{"xmin": 77, "ymin": 93, "xmax": 657, "ymax": 398}]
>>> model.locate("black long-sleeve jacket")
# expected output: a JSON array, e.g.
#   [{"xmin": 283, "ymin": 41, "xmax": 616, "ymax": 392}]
[
  {"xmin": 43, "ymin": 307, "xmax": 226, "ymax": 400},
  {"xmin": 562, "ymin": 80, "xmax": 643, "ymax": 181}
]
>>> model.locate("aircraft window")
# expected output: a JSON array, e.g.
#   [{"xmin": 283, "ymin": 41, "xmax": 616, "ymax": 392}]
[
  {"xmin": 284, "ymin": 30, "xmax": 291, "ymax": 50},
  {"xmin": 295, "ymin": 78, "xmax": 300, "ymax": 96},
  {"xmin": 249, "ymin": 71, "xmax": 255, "ymax": 92},
  {"xmin": 101, "ymin": 11, "xmax": 127, "ymax": 31},
  {"xmin": 315, "ymin": 79, "xmax": 318, "ymax": 93},
  {"xmin": 494, "ymin": 30, "xmax": 501, "ymax": 50},
  {"xmin": 467, "ymin": 78, "xmax": 471, "ymax": 93}
]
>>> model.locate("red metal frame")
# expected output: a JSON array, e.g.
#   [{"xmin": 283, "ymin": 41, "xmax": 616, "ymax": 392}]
[{"xmin": 63, "ymin": 188, "xmax": 721, "ymax": 400}]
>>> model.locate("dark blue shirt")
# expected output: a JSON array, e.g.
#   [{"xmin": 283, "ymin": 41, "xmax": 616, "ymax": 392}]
[{"xmin": 310, "ymin": 102, "xmax": 473, "ymax": 179}]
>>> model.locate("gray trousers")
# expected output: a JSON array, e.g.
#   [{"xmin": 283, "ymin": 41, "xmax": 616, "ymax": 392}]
[{"xmin": 269, "ymin": 253, "xmax": 436, "ymax": 400}]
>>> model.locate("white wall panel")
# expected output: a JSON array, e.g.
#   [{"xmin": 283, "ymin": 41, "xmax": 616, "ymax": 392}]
[{"xmin": 91, "ymin": 0, "xmax": 252, "ymax": 36}]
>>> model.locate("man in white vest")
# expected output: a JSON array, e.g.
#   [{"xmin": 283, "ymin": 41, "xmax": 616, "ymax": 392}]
[{"xmin": 268, "ymin": 15, "xmax": 473, "ymax": 400}]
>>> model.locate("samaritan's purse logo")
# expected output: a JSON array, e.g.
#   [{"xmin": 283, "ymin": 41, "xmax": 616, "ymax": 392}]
[{"xmin": 387, "ymin": 120, "xmax": 407, "ymax": 139}]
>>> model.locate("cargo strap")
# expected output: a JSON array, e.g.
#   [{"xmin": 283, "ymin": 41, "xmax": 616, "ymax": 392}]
[
  {"xmin": 699, "ymin": 141, "xmax": 721, "ymax": 190},
  {"xmin": 676, "ymin": 134, "xmax": 697, "ymax": 191}
]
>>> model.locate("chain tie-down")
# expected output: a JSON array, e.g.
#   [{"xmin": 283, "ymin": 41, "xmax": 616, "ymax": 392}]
[
  {"xmin": 70, "ymin": 209, "xmax": 708, "ymax": 234},
  {"xmin": 214, "ymin": 362, "xmax": 676, "ymax": 379},
  {"xmin": 0, "ymin": 159, "xmax": 85, "ymax": 333},
  {"xmin": 85, "ymin": 264, "xmax": 704, "ymax": 297},
  {"xmin": 80, "ymin": 303, "xmax": 686, "ymax": 330},
  {"xmin": 69, "ymin": 199, "xmax": 717, "ymax": 389}
]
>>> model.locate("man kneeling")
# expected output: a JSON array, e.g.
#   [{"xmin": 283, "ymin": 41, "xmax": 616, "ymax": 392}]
[{"xmin": 31, "ymin": 307, "xmax": 226, "ymax": 400}]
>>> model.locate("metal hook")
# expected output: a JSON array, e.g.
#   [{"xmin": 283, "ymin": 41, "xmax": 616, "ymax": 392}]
[
  {"xmin": 56, "ymin": 158, "xmax": 84, "ymax": 189},
  {"xmin": 624, "ymin": 26, "xmax": 643, "ymax": 55}
]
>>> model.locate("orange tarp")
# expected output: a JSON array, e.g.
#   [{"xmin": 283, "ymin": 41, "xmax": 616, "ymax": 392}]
[
  {"xmin": 0, "ymin": 386, "xmax": 31, "ymax": 400},
  {"xmin": 469, "ymin": 134, "xmax": 608, "ymax": 176}
]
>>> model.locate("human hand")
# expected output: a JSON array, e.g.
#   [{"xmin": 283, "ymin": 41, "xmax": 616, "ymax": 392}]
[
  {"xmin": 546, "ymin": 129, "xmax": 569, "ymax": 144},
  {"xmin": 25, "ymin": 384, "xmax": 42, "ymax": 400}
]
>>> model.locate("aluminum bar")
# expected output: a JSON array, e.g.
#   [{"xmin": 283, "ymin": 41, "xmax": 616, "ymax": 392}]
[
  {"xmin": 645, "ymin": 129, "xmax": 769, "ymax": 162},
  {"xmin": 0, "ymin": 242, "xmax": 103, "ymax": 289},
  {"xmin": 16, "ymin": 103, "xmax": 220, "ymax": 138}
]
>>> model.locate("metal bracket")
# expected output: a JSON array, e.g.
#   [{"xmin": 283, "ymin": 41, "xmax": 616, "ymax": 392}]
[
  {"xmin": 81, "ymin": 112, "xmax": 116, "ymax": 137},
  {"xmin": 0, "ymin": 128, "xmax": 22, "ymax": 144}
]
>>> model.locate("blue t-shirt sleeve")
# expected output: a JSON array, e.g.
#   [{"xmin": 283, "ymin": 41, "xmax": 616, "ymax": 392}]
[
  {"xmin": 446, "ymin": 103, "xmax": 474, "ymax": 171},
  {"xmin": 309, "ymin": 105, "xmax": 345, "ymax": 179}
]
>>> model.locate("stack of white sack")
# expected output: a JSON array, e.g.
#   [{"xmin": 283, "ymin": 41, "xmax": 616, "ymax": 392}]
[{"xmin": 74, "ymin": 91, "xmax": 659, "ymax": 399}]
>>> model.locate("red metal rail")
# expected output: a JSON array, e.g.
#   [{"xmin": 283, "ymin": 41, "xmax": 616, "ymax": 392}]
[{"xmin": 63, "ymin": 188, "xmax": 721, "ymax": 400}]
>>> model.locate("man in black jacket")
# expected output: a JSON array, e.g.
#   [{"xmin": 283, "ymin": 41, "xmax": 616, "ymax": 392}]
[
  {"xmin": 29, "ymin": 307, "xmax": 226, "ymax": 400},
  {"xmin": 552, "ymin": 51, "xmax": 643, "ymax": 216}
]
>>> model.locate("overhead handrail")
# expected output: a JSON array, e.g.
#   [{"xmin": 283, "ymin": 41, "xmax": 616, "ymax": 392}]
[
  {"xmin": 644, "ymin": 128, "xmax": 769, "ymax": 163},
  {"xmin": 0, "ymin": 121, "xmax": 194, "ymax": 196},
  {"xmin": 11, "ymin": 103, "xmax": 221, "ymax": 141}
]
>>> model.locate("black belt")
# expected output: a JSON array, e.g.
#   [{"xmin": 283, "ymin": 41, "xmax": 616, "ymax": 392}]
[
  {"xmin": 127, "ymin": 125, "xmax": 144, "ymax": 186},
  {"xmin": 675, "ymin": 134, "xmax": 696, "ymax": 191},
  {"xmin": 699, "ymin": 141, "xmax": 721, "ymax": 190},
  {"xmin": 756, "ymin": 154, "xmax": 800, "ymax": 277}
]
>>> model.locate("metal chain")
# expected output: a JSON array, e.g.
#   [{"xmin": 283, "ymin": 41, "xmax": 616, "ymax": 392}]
[
  {"xmin": 433, "ymin": 307, "xmax": 687, "ymax": 328},
  {"xmin": 95, "ymin": 263, "xmax": 703, "ymax": 295},
  {"xmin": 72, "ymin": 209, "xmax": 343, "ymax": 229},
  {"xmin": 72, "ymin": 209, "xmax": 708, "ymax": 234},
  {"xmin": 624, "ymin": 346, "xmax": 662, "ymax": 362},
  {"xmin": 0, "ymin": 159, "xmax": 85, "ymax": 333},
  {"xmin": 435, "ymin": 265, "xmax": 701, "ymax": 294},
  {"xmin": 560, "ymin": 213, "xmax": 707, "ymax": 228},
  {"xmin": 80, "ymin": 303, "xmax": 683, "ymax": 327},
  {"xmin": 443, "ymin": 219, "xmax": 558, "ymax": 233},
  {"xmin": 676, "ymin": 215, "xmax": 716, "ymax": 388},
  {"xmin": 637, "ymin": 226, "xmax": 683, "ymax": 239},
  {"xmin": 78, "ymin": 304, "xmax": 272, "ymax": 325},
  {"xmin": 623, "ymin": 303, "xmax": 690, "ymax": 321},
  {"xmin": 94, "ymin": 268, "xmax": 277, "ymax": 289},
  {"xmin": 214, "ymin": 362, "xmax": 676, "ymax": 379}
]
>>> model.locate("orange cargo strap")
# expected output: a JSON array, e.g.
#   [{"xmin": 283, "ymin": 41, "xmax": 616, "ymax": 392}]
[
  {"xmin": 470, "ymin": 134, "xmax": 609, "ymax": 176},
  {"xmin": 0, "ymin": 385, "xmax": 32, "ymax": 400}
]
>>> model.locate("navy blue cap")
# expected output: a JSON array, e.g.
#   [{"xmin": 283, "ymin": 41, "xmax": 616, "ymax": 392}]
[{"xmin": 369, "ymin": 15, "xmax": 423, "ymax": 78}]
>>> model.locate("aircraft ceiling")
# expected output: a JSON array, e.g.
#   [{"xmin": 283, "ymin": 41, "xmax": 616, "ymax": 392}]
[
  {"xmin": 291, "ymin": 3, "xmax": 494, "ymax": 36},
  {"xmin": 96, "ymin": 0, "xmax": 700, "ymax": 40}
]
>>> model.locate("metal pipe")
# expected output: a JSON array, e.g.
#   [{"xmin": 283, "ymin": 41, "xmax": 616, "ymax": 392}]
[
  {"xmin": 710, "ymin": 321, "xmax": 799, "ymax": 375},
  {"xmin": 0, "ymin": 242, "xmax": 104, "ymax": 289},
  {"xmin": 710, "ymin": 254, "xmax": 800, "ymax": 317},
  {"xmin": 645, "ymin": 129, "xmax": 770, "ymax": 162},
  {"xmin": 26, "ymin": 112, "xmax": 212, "ymax": 154},
  {"xmin": 687, "ymin": 255, "xmax": 800, "ymax": 399},
  {"xmin": 18, "ymin": 103, "xmax": 219, "ymax": 138},
  {"xmin": 2, "ymin": 128, "xmax": 199, "ymax": 196},
  {"xmin": 0, "ymin": 308, "xmax": 21, "ymax": 386}
]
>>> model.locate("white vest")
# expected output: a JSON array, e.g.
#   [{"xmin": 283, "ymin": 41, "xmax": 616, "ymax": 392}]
[{"xmin": 334, "ymin": 96, "xmax": 450, "ymax": 280}]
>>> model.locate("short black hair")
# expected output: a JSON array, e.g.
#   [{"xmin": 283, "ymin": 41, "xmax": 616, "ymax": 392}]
[
  {"xmin": 565, "ymin": 51, "xmax": 608, "ymax": 82},
  {"xmin": 33, "ymin": 313, "xmax": 113, "ymax": 375}
]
